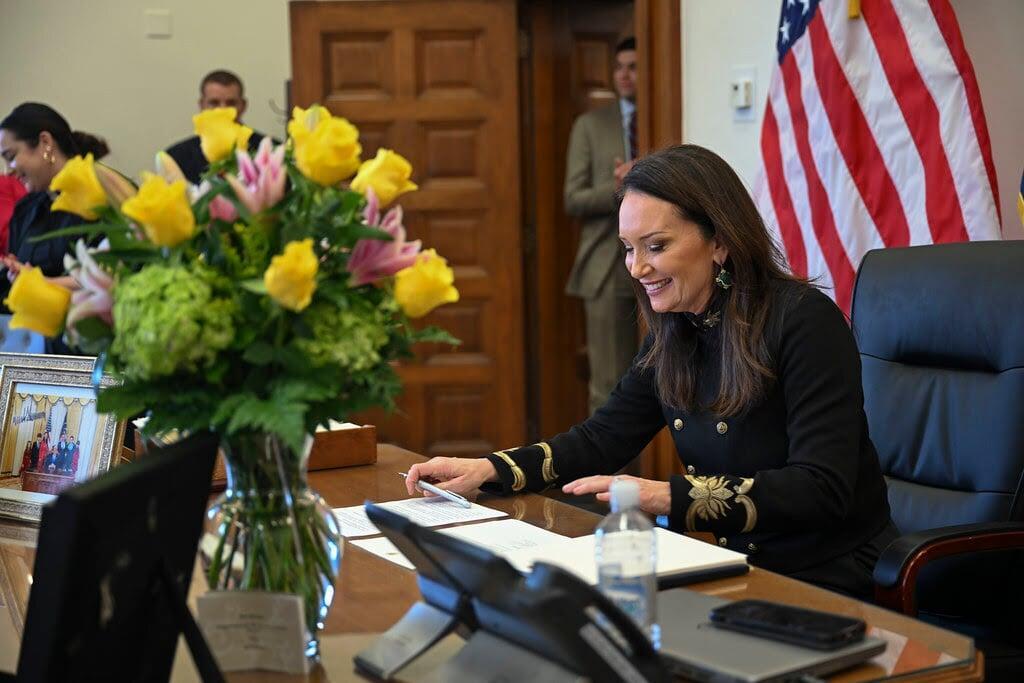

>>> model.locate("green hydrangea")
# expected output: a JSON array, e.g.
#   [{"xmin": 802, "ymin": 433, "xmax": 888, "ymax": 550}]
[
  {"xmin": 110, "ymin": 264, "xmax": 237, "ymax": 380},
  {"xmin": 296, "ymin": 300, "xmax": 390, "ymax": 372}
]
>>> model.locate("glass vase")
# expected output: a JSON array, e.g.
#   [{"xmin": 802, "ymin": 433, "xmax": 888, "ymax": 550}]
[{"xmin": 204, "ymin": 431, "xmax": 342, "ymax": 662}]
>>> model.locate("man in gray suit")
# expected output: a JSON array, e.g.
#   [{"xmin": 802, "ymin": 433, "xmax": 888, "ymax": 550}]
[{"xmin": 564, "ymin": 37, "xmax": 638, "ymax": 414}]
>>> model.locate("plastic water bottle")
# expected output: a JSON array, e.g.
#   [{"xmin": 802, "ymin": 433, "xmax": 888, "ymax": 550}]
[{"xmin": 595, "ymin": 478, "xmax": 660, "ymax": 648}]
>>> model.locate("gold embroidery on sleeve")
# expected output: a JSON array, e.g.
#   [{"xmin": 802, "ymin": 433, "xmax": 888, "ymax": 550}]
[
  {"xmin": 492, "ymin": 449, "xmax": 526, "ymax": 492},
  {"xmin": 536, "ymin": 441, "xmax": 557, "ymax": 483},
  {"xmin": 734, "ymin": 478, "xmax": 758, "ymax": 532},
  {"xmin": 683, "ymin": 475, "xmax": 758, "ymax": 532},
  {"xmin": 684, "ymin": 475, "xmax": 734, "ymax": 530}
]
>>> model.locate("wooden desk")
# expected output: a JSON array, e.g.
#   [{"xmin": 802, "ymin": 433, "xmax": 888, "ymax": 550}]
[{"xmin": 0, "ymin": 445, "xmax": 982, "ymax": 682}]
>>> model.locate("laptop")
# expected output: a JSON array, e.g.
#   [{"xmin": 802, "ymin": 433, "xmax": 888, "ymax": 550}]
[{"xmin": 657, "ymin": 590, "xmax": 886, "ymax": 683}]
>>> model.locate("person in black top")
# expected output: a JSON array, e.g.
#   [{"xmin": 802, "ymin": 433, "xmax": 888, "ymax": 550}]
[
  {"xmin": 165, "ymin": 69, "xmax": 273, "ymax": 184},
  {"xmin": 0, "ymin": 102, "xmax": 109, "ymax": 352},
  {"xmin": 406, "ymin": 145, "xmax": 896, "ymax": 599}
]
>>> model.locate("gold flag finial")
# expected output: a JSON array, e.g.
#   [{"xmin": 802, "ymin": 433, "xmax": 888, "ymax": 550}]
[{"xmin": 849, "ymin": 0, "xmax": 862, "ymax": 18}]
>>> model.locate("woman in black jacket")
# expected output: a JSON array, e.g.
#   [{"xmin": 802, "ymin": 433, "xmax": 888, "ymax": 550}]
[
  {"xmin": 0, "ymin": 102, "xmax": 108, "ymax": 292},
  {"xmin": 406, "ymin": 144, "xmax": 895, "ymax": 599},
  {"xmin": 0, "ymin": 103, "xmax": 109, "ymax": 353}
]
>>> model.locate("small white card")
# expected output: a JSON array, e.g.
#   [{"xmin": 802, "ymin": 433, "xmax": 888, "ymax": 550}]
[{"xmin": 197, "ymin": 591, "xmax": 311, "ymax": 674}]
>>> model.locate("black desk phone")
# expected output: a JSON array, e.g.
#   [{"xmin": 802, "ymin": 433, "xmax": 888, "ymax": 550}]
[{"xmin": 358, "ymin": 502, "xmax": 669, "ymax": 683}]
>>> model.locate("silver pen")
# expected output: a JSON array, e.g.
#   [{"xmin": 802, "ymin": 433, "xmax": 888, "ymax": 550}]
[{"xmin": 398, "ymin": 472, "xmax": 472, "ymax": 508}]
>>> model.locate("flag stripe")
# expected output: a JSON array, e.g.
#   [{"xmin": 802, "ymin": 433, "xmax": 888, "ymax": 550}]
[
  {"xmin": 793, "ymin": 25, "xmax": 886, "ymax": 270},
  {"xmin": 780, "ymin": 53, "xmax": 855, "ymax": 311},
  {"xmin": 860, "ymin": 0, "xmax": 969, "ymax": 243},
  {"xmin": 761, "ymin": 106, "xmax": 808, "ymax": 276},
  {"xmin": 806, "ymin": 13, "xmax": 909, "ymax": 248},
  {"xmin": 927, "ymin": 0, "xmax": 1001, "ymax": 224},
  {"xmin": 769, "ymin": 70, "xmax": 836, "ymax": 294},
  {"xmin": 817, "ymin": 1, "xmax": 934, "ymax": 247},
  {"xmin": 890, "ymin": 0, "xmax": 1000, "ymax": 241}
]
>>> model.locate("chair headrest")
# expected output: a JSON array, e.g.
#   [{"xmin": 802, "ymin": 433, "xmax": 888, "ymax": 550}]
[{"xmin": 851, "ymin": 241, "xmax": 1024, "ymax": 372}]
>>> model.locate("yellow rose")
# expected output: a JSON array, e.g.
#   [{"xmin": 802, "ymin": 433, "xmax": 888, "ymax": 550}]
[
  {"xmin": 264, "ymin": 239, "xmax": 319, "ymax": 312},
  {"xmin": 290, "ymin": 107, "xmax": 362, "ymax": 186},
  {"xmin": 350, "ymin": 149, "xmax": 418, "ymax": 206},
  {"xmin": 49, "ymin": 154, "xmax": 107, "ymax": 220},
  {"xmin": 394, "ymin": 249, "xmax": 459, "ymax": 318},
  {"xmin": 193, "ymin": 107, "xmax": 252, "ymax": 163},
  {"xmin": 287, "ymin": 105, "xmax": 330, "ymax": 147},
  {"xmin": 3, "ymin": 267, "xmax": 72, "ymax": 337},
  {"xmin": 121, "ymin": 172, "xmax": 196, "ymax": 247}
]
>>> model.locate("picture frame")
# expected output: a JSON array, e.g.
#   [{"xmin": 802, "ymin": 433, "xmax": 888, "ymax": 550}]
[
  {"xmin": 0, "ymin": 361, "xmax": 124, "ymax": 523},
  {"xmin": 0, "ymin": 520, "xmax": 37, "ymax": 640}
]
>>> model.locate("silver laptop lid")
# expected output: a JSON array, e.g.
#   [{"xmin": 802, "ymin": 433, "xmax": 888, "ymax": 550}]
[{"xmin": 656, "ymin": 590, "xmax": 886, "ymax": 683}]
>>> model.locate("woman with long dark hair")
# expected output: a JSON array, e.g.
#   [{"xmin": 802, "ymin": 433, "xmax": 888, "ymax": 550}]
[
  {"xmin": 0, "ymin": 102, "xmax": 109, "ymax": 288},
  {"xmin": 0, "ymin": 103, "xmax": 110, "ymax": 352},
  {"xmin": 405, "ymin": 145, "xmax": 894, "ymax": 598}
]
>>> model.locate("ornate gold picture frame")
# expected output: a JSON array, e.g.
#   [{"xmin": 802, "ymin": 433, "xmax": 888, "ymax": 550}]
[{"xmin": 0, "ymin": 359, "xmax": 123, "ymax": 523}]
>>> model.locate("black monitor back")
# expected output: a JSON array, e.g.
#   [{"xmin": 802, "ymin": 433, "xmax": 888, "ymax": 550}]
[{"xmin": 16, "ymin": 432, "xmax": 219, "ymax": 682}]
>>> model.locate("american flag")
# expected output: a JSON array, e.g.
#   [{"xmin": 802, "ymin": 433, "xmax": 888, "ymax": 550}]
[{"xmin": 755, "ymin": 0, "xmax": 1001, "ymax": 314}]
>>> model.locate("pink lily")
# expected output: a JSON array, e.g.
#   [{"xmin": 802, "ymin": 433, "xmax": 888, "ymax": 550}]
[
  {"xmin": 65, "ymin": 239, "xmax": 114, "ymax": 342},
  {"xmin": 347, "ymin": 188, "xmax": 421, "ymax": 286},
  {"xmin": 225, "ymin": 137, "xmax": 286, "ymax": 215}
]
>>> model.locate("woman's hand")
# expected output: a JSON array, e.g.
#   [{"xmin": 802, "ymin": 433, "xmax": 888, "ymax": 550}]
[
  {"xmin": 405, "ymin": 457, "xmax": 499, "ymax": 498},
  {"xmin": 562, "ymin": 475, "xmax": 672, "ymax": 516},
  {"xmin": 3, "ymin": 255, "xmax": 26, "ymax": 282}
]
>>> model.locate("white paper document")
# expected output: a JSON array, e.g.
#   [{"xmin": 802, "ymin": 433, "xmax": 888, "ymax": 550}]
[
  {"xmin": 349, "ymin": 518, "xmax": 569, "ymax": 570},
  {"xmin": 333, "ymin": 496, "xmax": 507, "ymax": 538},
  {"xmin": 349, "ymin": 536, "xmax": 417, "ymax": 570},
  {"xmin": 503, "ymin": 526, "xmax": 748, "ymax": 585}
]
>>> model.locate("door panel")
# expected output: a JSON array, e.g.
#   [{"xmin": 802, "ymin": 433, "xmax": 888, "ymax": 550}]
[
  {"xmin": 520, "ymin": 1, "xmax": 634, "ymax": 440},
  {"xmin": 291, "ymin": 0, "xmax": 525, "ymax": 455}
]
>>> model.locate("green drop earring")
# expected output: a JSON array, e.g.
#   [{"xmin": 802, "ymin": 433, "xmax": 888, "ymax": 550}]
[{"xmin": 714, "ymin": 264, "xmax": 733, "ymax": 290}]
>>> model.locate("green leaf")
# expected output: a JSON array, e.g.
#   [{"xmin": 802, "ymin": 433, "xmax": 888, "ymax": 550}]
[
  {"xmin": 240, "ymin": 279, "xmax": 268, "ymax": 295},
  {"xmin": 71, "ymin": 316, "xmax": 114, "ymax": 343},
  {"xmin": 28, "ymin": 223, "xmax": 114, "ymax": 242},
  {"xmin": 242, "ymin": 342, "xmax": 275, "ymax": 365},
  {"xmin": 411, "ymin": 326, "xmax": 461, "ymax": 346}
]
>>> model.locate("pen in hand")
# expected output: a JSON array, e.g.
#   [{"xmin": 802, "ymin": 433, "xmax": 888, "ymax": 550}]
[{"xmin": 398, "ymin": 472, "xmax": 472, "ymax": 509}]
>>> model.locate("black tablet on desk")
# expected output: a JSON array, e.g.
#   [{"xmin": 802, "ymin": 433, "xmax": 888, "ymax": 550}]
[{"xmin": 11, "ymin": 432, "xmax": 221, "ymax": 683}]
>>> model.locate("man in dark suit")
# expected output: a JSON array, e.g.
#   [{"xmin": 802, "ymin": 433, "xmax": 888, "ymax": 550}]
[
  {"xmin": 164, "ymin": 69, "xmax": 273, "ymax": 184},
  {"xmin": 29, "ymin": 435, "xmax": 40, "ymax": 471},
  {"xmin": 564, "ymin": 37, "xmax": 639, "ymax": 414}
]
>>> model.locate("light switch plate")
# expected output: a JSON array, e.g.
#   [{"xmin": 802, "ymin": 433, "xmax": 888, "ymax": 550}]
[
  {"xmin": 730, "ymin": 66, "xmax": 757, "ymax": 122},
  {"xmin": 144, "ymin": 9, "xmax": 172, "ymax": 38}
]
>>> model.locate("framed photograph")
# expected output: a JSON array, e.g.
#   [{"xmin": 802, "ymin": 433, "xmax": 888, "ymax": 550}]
[{"xmin": 0, "ymin": 363, "xmax": 124, "ymax": 523}]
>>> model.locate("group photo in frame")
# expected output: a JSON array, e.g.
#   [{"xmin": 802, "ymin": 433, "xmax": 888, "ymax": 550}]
[{"xmin": 0, "ymin": 355, "xmax": 123, "ymax": 523}]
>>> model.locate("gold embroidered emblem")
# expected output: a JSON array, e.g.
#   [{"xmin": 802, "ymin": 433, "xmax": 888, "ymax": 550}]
[
  {"xmin": 492, "ymin": 449, "xmax": 526, "ymax": 492},
  {"xmin": 683, "ymin": 475, "xmax": 758, "ymax": 532},
  {"xmin": 536, "ymin": 441, "xmax": 557, "ymax": 484}
]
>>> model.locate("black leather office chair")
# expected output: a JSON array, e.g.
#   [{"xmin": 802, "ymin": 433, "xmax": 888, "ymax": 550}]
[{"xmin": 851, "ymin": 241, "xmax": 1024, "ymax": 680}]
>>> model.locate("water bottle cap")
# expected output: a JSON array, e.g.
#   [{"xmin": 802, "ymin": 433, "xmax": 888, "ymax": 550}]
[{"xmin": 609, "ymin": 478, "xmax": 640, "ymax": 510}]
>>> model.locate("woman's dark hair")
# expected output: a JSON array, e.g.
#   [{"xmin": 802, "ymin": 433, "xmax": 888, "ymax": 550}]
[
  {"xmin": 620, "ymin": 144, "xmax": 800, "ymax": 416},
  {"xmin": 0, "ymin": 102, "xmax": 109, "ymax": 160}
]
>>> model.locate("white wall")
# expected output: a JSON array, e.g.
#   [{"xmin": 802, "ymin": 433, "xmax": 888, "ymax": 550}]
[
  {"xmin": 0, "ymin": 0, "xmax": 292, "ymax": 182},
  {"xmin": 681, "ymin": 0, "xmax": 1024, "ymax": 238}
]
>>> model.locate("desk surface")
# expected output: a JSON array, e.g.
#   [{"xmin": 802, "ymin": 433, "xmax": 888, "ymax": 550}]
[{"xmin": 0, "ymin": 445, "xmax": 982, "ymax": 682}]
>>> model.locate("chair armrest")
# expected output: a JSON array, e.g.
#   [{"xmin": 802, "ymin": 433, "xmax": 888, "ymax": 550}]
[{"xmin": 873, "ymin": 521, "xmax": 1024, "ymax": 615}]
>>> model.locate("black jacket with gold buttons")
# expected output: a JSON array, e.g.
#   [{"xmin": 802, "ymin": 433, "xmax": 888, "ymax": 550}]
[{"xmin": 485, "ymin": 281, "xmax": 891, "ymax": 575}]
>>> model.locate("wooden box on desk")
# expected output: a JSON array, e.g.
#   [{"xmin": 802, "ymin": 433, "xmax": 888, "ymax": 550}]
[{"xmin": 208, "ymin": 423, "xmax": 378, "ymax": 489}]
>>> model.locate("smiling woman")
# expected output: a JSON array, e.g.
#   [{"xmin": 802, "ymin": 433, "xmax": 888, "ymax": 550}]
[
  {"xmin": 406, "ymin": 144, "xmax": 898, "ymax": 601},
  {"xmin": 0, "ymin": 103, "xmax": 111, "ymax": 353}
]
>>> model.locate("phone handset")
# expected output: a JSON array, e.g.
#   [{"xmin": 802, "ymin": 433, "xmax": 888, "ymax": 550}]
[{"xmin": 527, "ymin": 562, "xmax": 667, "ymax": 682}]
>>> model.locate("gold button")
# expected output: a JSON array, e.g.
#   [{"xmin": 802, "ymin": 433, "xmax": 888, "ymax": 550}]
[
  {"xmin": 747, "ymin": 543, "xmax": 757, "ymax": 553},
  {"xmin": 716, "ymin": 421, "xmax": 728, "ymax": 435},
  {"xmin": 673, "ymin": 418, "xmax": 684, "ymax": 431},
  {"xmin": 718, "ymin": 537, "xmax": 728, "ymax": 547},
  {"xmin": 686, "ymin": 465, "xmax": 695, "ymax": 475}
]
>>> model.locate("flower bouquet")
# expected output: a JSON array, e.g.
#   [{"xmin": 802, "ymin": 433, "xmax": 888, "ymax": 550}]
[{"xmin": 4, "ymin": 105, "xmax": 459, "ymax": 659}]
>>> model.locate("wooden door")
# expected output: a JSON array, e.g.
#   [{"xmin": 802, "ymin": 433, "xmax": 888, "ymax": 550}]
[
  {"xmin": 290, "ymin": 0, "xmax": 526, "ymax": 456},
  {"xmin": 520, "ymin": 0, "xmax": 634, "ymax": 441}
]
